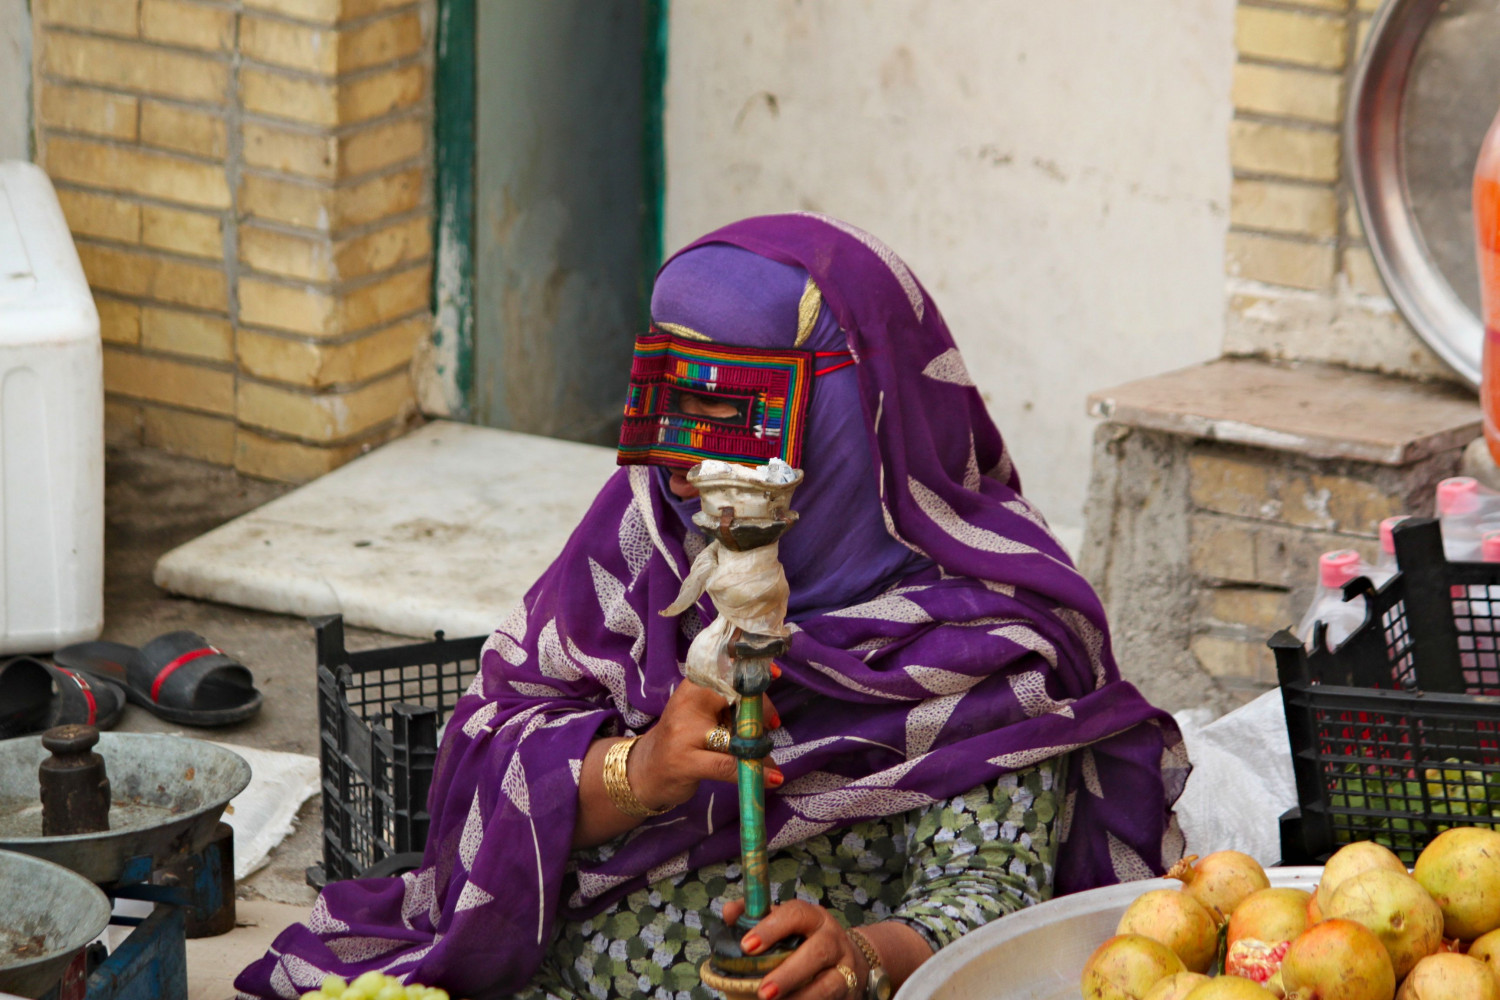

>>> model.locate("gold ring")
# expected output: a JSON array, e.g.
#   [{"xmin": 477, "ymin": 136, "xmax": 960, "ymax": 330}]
[
  {"xmin": 836, "ymin": 964, "xmax": 859, "ymax": 995},
  {"xmin": 705, "ymin": 725, "xmax": 732, "ymax": 753}
]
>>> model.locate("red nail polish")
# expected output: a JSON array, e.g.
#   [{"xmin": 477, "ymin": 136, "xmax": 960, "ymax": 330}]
[
  {"xmin": 743, "ymin": 933, "xmax": 762, "ymax": 953},
  {"xmin": 771, "ymin": 664, "xmax": 782, "ymax": 679},
  {"xmin": 767, "ymin": 770, "xmax": 784, "ymax": 787},
  {"xmin": 759, "ymin": 982, "xmax": 779, "ymax": 1000}
]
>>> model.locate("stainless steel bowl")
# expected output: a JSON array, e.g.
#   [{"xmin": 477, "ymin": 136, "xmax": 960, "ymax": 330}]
[
  {"xmin": 0, "ymin": 732, "xmax": 250, "ymax": 885},
  {"xmin": 0, "ymin": 850, "xmax": 111, "ymax": 999},
  {"xmin": 897, "ymin": 867, "xmax": 1322, "ymax": 1000}
]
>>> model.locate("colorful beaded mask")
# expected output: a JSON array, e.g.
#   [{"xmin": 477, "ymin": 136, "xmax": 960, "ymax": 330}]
[{"xmin": 617, "ymin": 328, "xmax": 852, "ymax": 471}]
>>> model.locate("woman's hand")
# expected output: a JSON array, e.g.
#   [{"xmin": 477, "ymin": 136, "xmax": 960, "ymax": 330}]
[
  {"xmin": 628, "ymin": 678, "xmax": 783, "ymax": 812},
  {"xmin": 722, "ymin": 899, "xmax": 864, "ymax": 1000}
]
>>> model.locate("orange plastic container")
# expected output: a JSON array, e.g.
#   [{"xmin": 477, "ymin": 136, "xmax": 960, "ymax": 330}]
[{"xmin": 1475, "ymin": 111, "xmax": 1500, "ymax": 464}]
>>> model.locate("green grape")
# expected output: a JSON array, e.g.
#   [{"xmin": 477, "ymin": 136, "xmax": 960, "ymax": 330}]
[
  {"xmin": 350, "ymin": 971, "xmax": 390, "ymax": 996},
  {"xmin": 300, "ymin": 993, "xmax": 326, "ymax": 1000},
  {"xmin": 321, "ymin": 976, "xmax": 348, "ymax": 997},
  {"xmin": 374, "ymin": 983, "xmax": 407, "ymax": 1000}
]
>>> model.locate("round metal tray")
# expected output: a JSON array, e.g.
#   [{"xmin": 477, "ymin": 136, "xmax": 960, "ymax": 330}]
[
  {"xmin": 1348, "ymin": 0, "xmax": 1500, "ymax": 387},
  {"xmin": 0, "ymin": 733, "xmax": 250, "ymax": 886},
  {"xmin": 896, "ymin": 867, "xmax": 1321, "ymax": 1000},
  {"xmin": 0, "ymin": 850, "xmax": 111, "ymax": 999}
]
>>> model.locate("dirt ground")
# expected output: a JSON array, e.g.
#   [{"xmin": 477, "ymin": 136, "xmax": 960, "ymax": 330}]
[{"xmin": 101, "ymin": 444, "xmax": 410, "ymax": 907}]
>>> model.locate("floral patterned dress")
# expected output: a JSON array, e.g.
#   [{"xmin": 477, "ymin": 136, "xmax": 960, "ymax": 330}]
[{"xmin": 514, "ymin": 757, "xmax": 1067, "ymax": 1000}]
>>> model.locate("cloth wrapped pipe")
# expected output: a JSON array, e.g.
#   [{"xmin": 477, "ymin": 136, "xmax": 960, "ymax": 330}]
[{"xmin": 235, "ymin": 213, "xmax": 1188, "ymax": 1000}]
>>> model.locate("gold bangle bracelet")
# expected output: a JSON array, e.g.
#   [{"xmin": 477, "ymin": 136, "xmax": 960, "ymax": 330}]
[{"xmin": 603, "ymin": 736, "xmax": 668, "ymax": 818}]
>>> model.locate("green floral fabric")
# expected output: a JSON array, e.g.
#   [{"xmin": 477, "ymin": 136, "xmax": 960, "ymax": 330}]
[{"xmin": 512, "ymin": 756, "xmax": 1066, "ymax": 1000}]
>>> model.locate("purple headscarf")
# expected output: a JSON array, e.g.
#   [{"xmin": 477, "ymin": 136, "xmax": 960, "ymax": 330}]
[
  {"xmin": 236, "ymin": 215, "xmax": 1187, "ymax": 1000},
  {"xmin": 649, "ymin": 243, "xmax": 930, "ymax": 617}
]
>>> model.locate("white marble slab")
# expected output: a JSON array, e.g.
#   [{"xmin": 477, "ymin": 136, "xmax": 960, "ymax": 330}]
[{"xmin": 154, "ymin": 421, "xmax": 621, "ymax": 639}]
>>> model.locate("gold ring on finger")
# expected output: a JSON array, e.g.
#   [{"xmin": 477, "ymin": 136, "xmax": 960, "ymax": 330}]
[
  {"xmin": 836, "ymin": 964, "xmax": 859, "ymax": 996},
  {"xmin": 705, "ymin": 725, "xmax": 732, "ymax": 753}
]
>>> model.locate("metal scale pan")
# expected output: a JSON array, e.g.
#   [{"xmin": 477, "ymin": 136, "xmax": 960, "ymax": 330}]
[
  {"xmin": 0, "ymin": 732, "xmax": 249, "ymax": 999},
  {"xmin": 0, "ymin": 733, "xmax": 250, "ymax": 886},
  {"xmin": 0, "ymin": 852, "xmax": 111, "ymax": 999}
]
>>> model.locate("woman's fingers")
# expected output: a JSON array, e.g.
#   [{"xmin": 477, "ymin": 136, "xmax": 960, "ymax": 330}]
[
  {"xmin": 742, "ymin": 903, "xmax": 853, "ymax": 1000},
  {"xmin": 673, "ymin": 678, "xmax": 732, "ymax": 718},
  {"xmin": 687, "ymin": 750, "xmax": 783, "ymax": 788},
  {"xmin": 723, "ymin": 899, "xmax": 745, "ymax": 926},
  {"xmin": 781, "ymin": 968, "xmax": 855, "ymax": 1000},
  {"xmin": 742, "ymin": 900, "xmax": 824, "ymax": 953}
]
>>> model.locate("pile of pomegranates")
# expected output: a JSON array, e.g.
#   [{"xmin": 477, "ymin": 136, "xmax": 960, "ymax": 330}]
[{"xmin": 1080, "ymin": 828, "xmax": 1500, "ymax": 999}]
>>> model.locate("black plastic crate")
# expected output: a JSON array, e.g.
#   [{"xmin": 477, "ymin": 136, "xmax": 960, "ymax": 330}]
[
  {"xmin": 1277, "ymin": 517, "xmax": 1500, "ymax": 865},
  {"xmin": 306, "ymin": 615, "xmax": 487, "ymax": 887}
]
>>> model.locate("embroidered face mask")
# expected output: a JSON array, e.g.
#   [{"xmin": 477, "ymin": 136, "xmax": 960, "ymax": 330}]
[{"xmin": 617, "ymin": 328, "xmax": 853, "ymax": 471}]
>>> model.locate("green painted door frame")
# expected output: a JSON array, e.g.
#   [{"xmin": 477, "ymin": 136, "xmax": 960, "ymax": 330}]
[
  {"xmin": 431, "ymin": 0, "xmax": 476, "ymax": 420},
  {"xmin": 431, "ymin": 0, "xmax": 667, "ymax": 424}
]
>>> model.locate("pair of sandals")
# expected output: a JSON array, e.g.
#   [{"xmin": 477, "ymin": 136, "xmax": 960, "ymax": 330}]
[{"xmin": 0, "ymin": 631, "xmax": 262, "ymax": 739}]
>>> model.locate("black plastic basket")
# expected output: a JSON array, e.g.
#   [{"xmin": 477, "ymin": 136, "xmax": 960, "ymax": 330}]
[
  {"xmin": 306, "ymin": 615, "xmax": 487, "ymax": 887},
  {"xmin": 1276, "ymin": 517, "xmax": 1500, "ymax": 865}
]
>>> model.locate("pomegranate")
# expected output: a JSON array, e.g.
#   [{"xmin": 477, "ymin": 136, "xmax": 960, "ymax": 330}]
[
  {"xmin": 1143, "ymin": 972, "xmax": 1212, "ymax": 1000},
  {"xmin": 1183, "ymin": 979, "xmax": 1276, "ymax": 999},
  {"xmin": 1278, "ymin": 918, "xmax": 1395, "ymax": 1000},
  {"xmin": 1324, "ymin": 868, "xmax": 1444, "ymax": 979},
  {"xmin": 1307, "ymin": 893, "xmax": 1322, "ymax": 925},
  {"xmin": 1413, "ymin": 827, "xmax": 1500, "ymax": 940},
  {"xmin": 1226, "ymin": 938, "xmax": 1290, "ymax": 988},
  {"xmin": 1468, "ymin": 927, "xmax": 1500, "ymax": 970},
  {"xmin": 1081, "ymin": 934, "xmax": 1187, "ymax": 1000},
  {"xmin": 1118, "ymin": 890, "xmax": 1220, "ymax": 972},
  {"xmin": 1394, "ymin": 952, "xmax": 1500, "ymax": 999},
  {"xmin": 1314, "ymin": 842, "xmax": 1408, "ymax": 918},
  {"xmin": 1229, "ymin": 888, "xmax": 1313, "ymax": 951},
  {"xmin": 1168, "ymin": 852, "xmax": 1271, "ymax": 921}
]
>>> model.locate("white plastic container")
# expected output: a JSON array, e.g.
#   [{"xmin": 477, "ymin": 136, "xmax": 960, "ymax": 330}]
[
  {"xmin": 1296, "ymin": 549, "xmax": 1370, "ymax": 651},
  {"xmin": 0, "ymin": 161, "xmax": 103, "ymax": 653}
]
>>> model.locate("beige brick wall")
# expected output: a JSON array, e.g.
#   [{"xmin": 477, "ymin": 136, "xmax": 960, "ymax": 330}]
[
  {"xmin": 1224, "ymin": 0, "xmax": 1452, "ymax": 381},
  {"xmin": 1083, "ymin": 420, "xmax": 1463, "ymax": 709},
  {"xmin": 33, "ymin": 0, "xmax": 432, "ymax": 480}
]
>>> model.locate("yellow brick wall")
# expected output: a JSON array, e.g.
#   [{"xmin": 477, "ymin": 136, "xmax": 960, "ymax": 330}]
[
  {"xmin": 1226, "ymin": 0, "xmax": 1351, "ymax": 294},
  {"xmin": 33, "ymin": 0, "xmax": 432, "ymax": 481},
  {"xmin": 1223, "ymin": 0, "xmax": 1451, "ymax": 380}
]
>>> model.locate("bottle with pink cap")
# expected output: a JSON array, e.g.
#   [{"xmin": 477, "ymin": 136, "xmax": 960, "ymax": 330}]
[
  {"xmin": 1371, "ymin": 515, "xmax": 1408, "ymax": 586},
  {"xmin": 1296, "ymin": 549, "xmax": 1372, "ymax": 651},
  {"xmin": 1484, "ymin": 530, "xmax": 1500, "ymax": 563},
  {"xmin": 1435, "ymin": 476, "xmax": 1500, "ymax": 561}
]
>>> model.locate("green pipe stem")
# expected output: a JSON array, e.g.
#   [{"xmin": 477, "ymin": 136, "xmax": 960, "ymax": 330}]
[{"xmin": 735, "ymin": 693, "xmax": 770, "ymax": 923}]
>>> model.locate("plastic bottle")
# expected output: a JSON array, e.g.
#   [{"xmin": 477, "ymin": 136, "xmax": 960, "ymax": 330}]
[
  {"xmin": 1473, "ymin": 107, "xmax": 1500, "ymax": 465},
  {"xmin": 1435, "ymin": 477, "xmax": 1500, "ymax": 561},
  {"xmin": 1297, "ymin": 550, "xmax": 1371, "ymax": 651},
  {"xmin": 1370, "ymin": 515, "xmax": 1409, "ymax": 587},
  {"xmin": 1485, "ymin": 530, "xmax": 1500, "ymax": 562}
]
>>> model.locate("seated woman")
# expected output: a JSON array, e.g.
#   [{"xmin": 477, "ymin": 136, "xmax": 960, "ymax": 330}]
[{"xmin": 236, "ymin": 214, "xmax": 1186, "ymax": 1000}]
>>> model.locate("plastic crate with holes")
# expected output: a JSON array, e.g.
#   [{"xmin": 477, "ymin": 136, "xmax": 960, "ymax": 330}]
[
  {"xmin": 305, "ymin": 614, "xmax": 487, "ymax": 887},
  {"xmin": 1276, "ymin": 516, "xmax": 1500, "ymax": 866}
]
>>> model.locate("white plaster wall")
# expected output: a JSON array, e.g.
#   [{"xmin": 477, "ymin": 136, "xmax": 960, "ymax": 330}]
[
  {"xmin": 0, "ymin": 0, "xmax": 29, "ymax": 162},
  {"xmin": 664, "ymin": 0, "xmax": 1236, "ymax": 542}
]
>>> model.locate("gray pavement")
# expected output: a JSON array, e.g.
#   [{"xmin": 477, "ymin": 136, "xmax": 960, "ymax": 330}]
[{"xmin": 100, "ymin": 444, "xmax": 410, "ymax": 906}]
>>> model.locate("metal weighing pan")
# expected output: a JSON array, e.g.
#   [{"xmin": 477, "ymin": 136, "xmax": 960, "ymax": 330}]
[
  {"xmin": 1348, "ymin": 0, "xmax": 1500, "ymax": 387},
  {"xmin": 0, "ymin": 733, "xmax": 250, "ymax": 886},
  {"xmin": 896, "ymin": 867, "xmax": 1320, "ymax": 1000},
  {"xmin": 0, "ymin": 850, "xmax": 111, "ymax": 999}
]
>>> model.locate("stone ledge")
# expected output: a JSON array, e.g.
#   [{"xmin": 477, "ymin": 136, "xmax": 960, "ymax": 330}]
[{"xmin": 1087, "ymin": 358, "xmax": 1479, "ymax": 466}]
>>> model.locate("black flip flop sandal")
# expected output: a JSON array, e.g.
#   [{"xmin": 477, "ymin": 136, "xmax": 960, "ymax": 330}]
[
  {"xmin": 0, "ymin": 656, "xmax": 126, "ymax": 737},
  {"xmin": 54, "ymin": 631, "xmax": 261, "ymax": 727}
]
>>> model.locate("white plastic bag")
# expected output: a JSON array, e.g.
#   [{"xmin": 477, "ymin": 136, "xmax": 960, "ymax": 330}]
[{"xmin": 1172, "ymin": 689, "xmax": 1297, "ymax": 866}]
